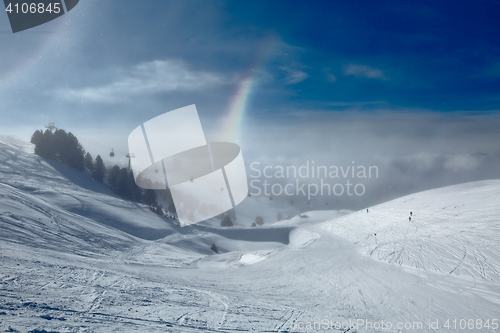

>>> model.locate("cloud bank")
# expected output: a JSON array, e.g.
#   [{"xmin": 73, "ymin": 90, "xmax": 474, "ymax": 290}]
[
  {"xmin": 55, "ymin": 60, "xmax": 229, "ymax": 103},
  {"xmin": 343, "ymin": 64, "xmax": 386, "ymax": 80}
]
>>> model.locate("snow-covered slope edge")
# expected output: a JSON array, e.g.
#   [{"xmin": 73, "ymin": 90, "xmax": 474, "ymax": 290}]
[
  {"xmin": 323, "ymin": 180, "xmax": 500, "ymax": 281},
  {"xmin": 0, "ymin": 141, "xmax": 175, "ymax": 244}
]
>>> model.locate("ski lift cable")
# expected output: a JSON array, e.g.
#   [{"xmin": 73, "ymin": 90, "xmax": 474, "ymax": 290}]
[{"xmin": 0, "ymin": 110, "xmax": 129, "ymax": 156}]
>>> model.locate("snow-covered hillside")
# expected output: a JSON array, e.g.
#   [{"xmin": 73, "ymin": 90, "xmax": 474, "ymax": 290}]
[
  {"xmin": 0, "ymin": 141, "xmax": 176, "ymax": 243},
  {"xmin": 323, "ymin": 180, "xmax": 500, "ymax": 282},
  {"xmin": 1, "ymin": 141, "xmax": 499, "ymax": 332}
]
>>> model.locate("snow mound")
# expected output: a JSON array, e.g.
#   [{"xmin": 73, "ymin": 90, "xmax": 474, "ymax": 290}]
[
  {"xmin": 288, "ymin": 228, "xmax": 320, "ymax": 249},
  {"xmin": 238, "ymin": 252, "xmax": 268, "ymax": 265}
]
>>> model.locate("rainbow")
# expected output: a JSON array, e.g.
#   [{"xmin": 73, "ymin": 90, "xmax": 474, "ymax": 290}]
[
  {"xmin": 221, "ymin": 37, "xmax": 278, "ymax": 142},
  {"xmin": 0, "ymin": 5, "xmax": 81, "ymax": 89},
  {"xmin": 222, "ymin": 74, "xmax": 254, "ymax": 142}
]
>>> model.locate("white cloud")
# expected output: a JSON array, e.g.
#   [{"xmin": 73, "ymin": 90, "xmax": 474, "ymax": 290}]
[
  {"xmin": 55, "ymin": 60, "xmax": 228, "ymax": 103},
  {"xmin": 280, "ymin": 67, "xmax": 308, "ymax": 85},
  {"xmin": 343, "ymin": 64, "xmax": 386, "ymax": 80},
  {"xmin": 323, "ymin": 69, "xmax": 337, "ymax": 82},
  {"xmin": 444, "ymin": 154, "xmax": 480, "ymax": 171},
  {"xmin": 326, "ymin": 73, "xmax": 337, "ymax": 82}
]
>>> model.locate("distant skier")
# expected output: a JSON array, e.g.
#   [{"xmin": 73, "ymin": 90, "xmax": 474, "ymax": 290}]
[
  {"xmin": 367, "ymin": 209, "xmax": 369, "ymax": 213},
  {"xmin": 409, "ymin": 216, "xmax": 412, "ymax": 222},
  {"xmin": 410, "ymin": 211, "xmax": 413, "ymax": 216}
]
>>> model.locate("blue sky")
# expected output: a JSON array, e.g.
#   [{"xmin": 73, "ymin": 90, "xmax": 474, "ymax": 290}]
[
  {"xmin": 1, "ymin": 0, "xmax": 500, "ymax": 207},
  {"xmin": 2, "ymin": 1, "xmax": 499, "ymax": 121}
]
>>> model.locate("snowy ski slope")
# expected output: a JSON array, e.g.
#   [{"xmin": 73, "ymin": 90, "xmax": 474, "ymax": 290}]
[
  {"xmin": 323, "ymin": 181, "xmax": 500, "ymax": 282},
  {"xmin": 1, "ymin": 141, "xmax": 499, "ymax": 332}
]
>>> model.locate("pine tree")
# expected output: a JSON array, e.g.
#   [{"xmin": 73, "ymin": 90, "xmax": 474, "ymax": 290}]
[
  {"xmin": 255, "ymin": 216, "xmax": 264, "ymax": 226},
  {"xmin": 227, "ymin": 208, "xmax": 237, "ymax": 221},
  {"xmin": 30, "ymin": 130, "xmax": 43, "ymax": 146},
  {"xmin": 220, "ymin": 215, "xmax": 233, "ymax": 227},
  {"xmin": 143, "ymin": 189, "xmax": 157, "ymax": 206},
  {"xmin": 158, "ymin": 188, "xmax": 173, "ymax": 203},
  {"xmin": 107, "ymin": 165, "xmax": 120, "ymax": 190},
  {"xmin": 128, "ymin": 170, "xmax": 143, "ymax": 202},
  {"xmin": 115, "ymin": 168, "xmax": 131, "ymax": 198},
  {"xmin": 108, "ymin": 167, "xmax": 142, "ymax": 203},
  {"xmin": 92, "ymin": 155, "xmax": 105, "ymax": 182},
  {"xmin": 31, "ymin": 128, "xmax": 84, "ymax": 170},
  {"xmin": 84, "ymin": 152, "xmax": 93, "ymax": 171},
  {"xmin": 34, "ymin": 130, "xmax": 56, "ymax": 159},
  {"xmin": 168, "ymin": 200, "xmax": 177, "ymax": 215},
  {"xmin": 64, "ymin": 132, "xmax": 85, "ymax": 170}
]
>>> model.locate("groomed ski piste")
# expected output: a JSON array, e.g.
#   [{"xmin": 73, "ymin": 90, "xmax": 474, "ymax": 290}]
[{"xmin": 0, "ymin": 140, "xmax": 499, "ymax": 332}]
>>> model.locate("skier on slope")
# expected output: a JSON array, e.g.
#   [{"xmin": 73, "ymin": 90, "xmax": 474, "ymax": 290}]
[{"xmin": 409, "ymin": 216, "xmax": 412, "ymax": 222}]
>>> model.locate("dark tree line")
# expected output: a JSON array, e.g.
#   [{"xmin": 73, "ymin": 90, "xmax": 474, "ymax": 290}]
[
  {"xmin": 31, "ymin": 129, "xmax": 85, "ymax": 170},
  {"xmin": 92, "ymin": 155, "xmax": 105, "ymax": 182},
  {"xmin": 30, "ymin": 128, "xmax": 169, "ymax": 214},
  {"xmin": 88, "ymin": 157, "xmax": 160, "ymax": 211},
  {"xmin": 107, "ymin": 165, "xmax": 144, "ymax": 202}
]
